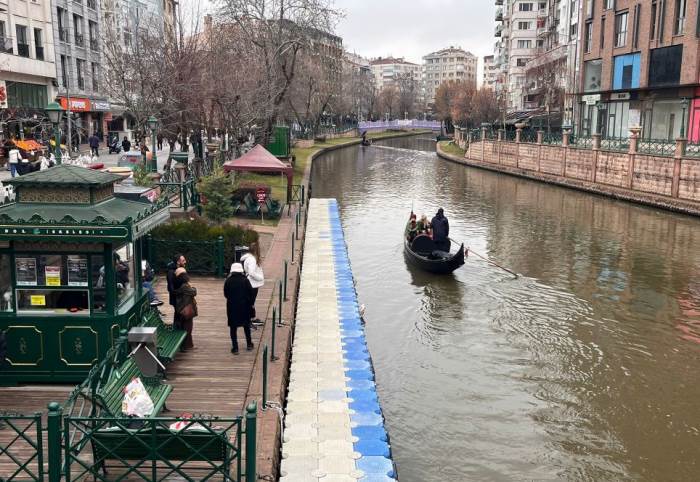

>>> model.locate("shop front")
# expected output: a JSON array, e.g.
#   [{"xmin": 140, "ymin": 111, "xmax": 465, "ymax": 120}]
[{"xmin": 0, "ymin": 165, "xmax": 169, "ymax": 384}]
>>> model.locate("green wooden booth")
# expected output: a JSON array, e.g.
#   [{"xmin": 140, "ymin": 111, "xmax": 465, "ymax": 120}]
[
  {"xmin": 0, "ymin": 165, "xmax": 170, "ymax": 385},
  {"xmin": 266, "ymin": 126, "xmax": 291, "ymax": 159}
]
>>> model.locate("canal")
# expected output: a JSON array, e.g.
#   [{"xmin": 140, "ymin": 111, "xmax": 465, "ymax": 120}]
[{"xmin": 310, "ymin": 136, "xmax": 700, "ymax": 481}]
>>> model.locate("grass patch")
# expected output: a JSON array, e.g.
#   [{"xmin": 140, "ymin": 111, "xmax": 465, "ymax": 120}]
[{"xmin": 438, "ymin": 140, "xmax": 465, "ymax": 157}]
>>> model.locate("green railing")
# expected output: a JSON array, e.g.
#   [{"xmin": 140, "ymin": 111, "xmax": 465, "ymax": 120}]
[
  {"xmin": 145, "ymin": 236, "xmax": 225, "ymax": 277},
  {"xmin": 289, "ymin": 184, "xmax": 305, "ymax": 205},
  {"xmin": 0, "ymin": 412, "xmax": 44, "ymax": 481},
  {"xmin": 520, "ymin": 130, "xmax": 538, "ymax": 143},
  {"xmin": 570, "ymin": 135, "xmax": 594, "ymax": 149},
  {"xmin": 636, "ymin": 138, "xmax": 676, "ymax": 157},
  {"xmin": 157, "ymin": 179, "xmax": 199, "ymax": 211},
  {"xmin": 542, "ymin": 132, "xmax": 563, "ymax": 145},
  {"xmin": 685, "ymin": 142, "xmax": 700, "ymax": 157}
]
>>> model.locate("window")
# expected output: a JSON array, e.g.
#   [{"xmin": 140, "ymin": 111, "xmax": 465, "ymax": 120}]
[
  {"xmin": 115, "ymin": 244, "xmax": 135, "ymax": 306},
  {"xmin": 584, "ymin": 59, "xmax": 603, "ymax": 92},
  {"xmin": 0, "ymin": 254, "xmax": 12, "ymax": 313},
  {"xmin": 605, "ymin": 0, "xmax": 615, "ymax": 9},
  {"xmin": 518, "ymin": 21, "xmax": 532, "ymax": 30},
  {"xmin": 517, "ymin": 40, "xmax": 532, "ymax": 48},
  {"xmin": 91, "ymin": 255, "xmax": 105, "ymax": 312},
  {"xmin": 613, "ymin": 53, "xmax": 641, "ymax": 89},
  {"xmin": 519, "ymin": 2, "xmax": 533, "ymax": 11},
  {"xmin": 16, "ymin": 25, "xmax": 29, "ymax": 57},
  {"xmin": 61, "ymin": 55, "xmax": 69, "ymax": 87},
  {"xmin": 76, "ymin": 58, "xmax": 85, "ymax": 89},
  {"xmin": 570, "ymin": 22, "xmax": 578, "ymax": 36},
  {"xmin": 516, "ymin": 58, "xmax": 529, "ymax": 67},
  {"xmin": 7, "ymin": 82, "xmax": 47, "ymax": 108},
  {"xmin": 600, "ymin": 17, "xmax": 605, "ymax": 48},
  {"xmin": 675, "ymin": 0, "xmax": 687, "ymax": 35},
  {"xmin": 632, "ymin": 4, "xmax": 641, "ymax": 48},
  {"xmin": 88, "ymin": 21, "xmax": 98, "ymax": 50},
  {"xmin": 73, "ymin": 14, "xmax": 83, "ymax": 46},
  {"xmin": 34, "ymin": 28, "xmax": 43, "ymax": 60},
  {"xmin": 650, "ymin": 2, "xmax": 658, "ymax": 39},
  {"xmin": 586, "ymin": 0, "xmax": 595, "ymax": 18},
  {"xmin": 585, "ymin": 21, "xmax": 593, "ymax": 52},
  {"xmin": 92, "ymin": 62, "xmax": 98, "ymax": 91},
  {"xmin": 615, "ymin": 12, "xmax": 628, "ymax": 47},
  {"xmin": 648, "ymin": 44, "xmax": 683, "ymax": 87},
  {"xmin": 0, "ymin": 21, "xmax": 9, "ymax": 53}
]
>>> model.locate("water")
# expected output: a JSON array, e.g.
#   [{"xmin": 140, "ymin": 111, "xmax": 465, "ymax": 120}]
[{"xmin": 309, "ymin": 136, "xmax": 700, "ymax": 481}]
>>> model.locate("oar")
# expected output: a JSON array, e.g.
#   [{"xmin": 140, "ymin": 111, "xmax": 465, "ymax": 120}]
[{"xmin": 462, "ymin": 244, "xmax": 518, "ymax": 278}]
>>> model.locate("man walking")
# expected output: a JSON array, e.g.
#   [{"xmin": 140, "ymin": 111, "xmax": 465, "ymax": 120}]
[
  {"xmin": 431, "ymin": 208, "xmax": 450, "ymax": 252},
  {"xmin": 166, "ymin": 254, "xmax": 186, "ymax": 327},
  {"xmin": 89, "ymin": 133, "xmax": 100, "ymax": 156},
  {"xmin": 224, "ymin": 263, "xmax": 254, "ymax": 354}
]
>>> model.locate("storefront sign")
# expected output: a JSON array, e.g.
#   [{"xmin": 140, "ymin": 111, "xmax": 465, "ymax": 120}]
[
  {"xmin": 45, "ymin": 266, "xmax": 61, "ymax": 286},
  {"xmin": 16, "ymin": 258, "xmax": 37, "ymax": 286},
  {"xmin": 59, "ymin": 97, "xmax": 91, "ymax": 112},
  {"xmin": 30, "ymin": 295, "xmax": 46, "ymax": 306},
  {"xmin": 582, "ymin": 94, "xmax": 601, "ymax": 105},
  {"xmin": 92, "ymin": 101, "xmax": 111, "ymax": 111},
  {"xmin": 0, "ymin": 80, "xmax": 7, "ymax": 109},
  {"xmin": 0, "ymin": 225, "xmax": 130, "ymax": 240},
  {"xmin": 610, "ymin": 92, "xmax": 631, "ymax": 101}
]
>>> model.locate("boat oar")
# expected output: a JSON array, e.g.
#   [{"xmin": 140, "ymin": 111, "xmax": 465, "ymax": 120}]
[{"xmin": 464, "ymin": 245, "xmax": 518, "ymax": 278}]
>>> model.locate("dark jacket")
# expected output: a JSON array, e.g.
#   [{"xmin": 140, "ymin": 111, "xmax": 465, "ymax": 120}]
[
  {"xmin": 89, "ymin": 135, "xmax": 99, "ymax": 148},
  {"xmin": 174, "ymin": 283, "xmax": 197, "ymax": 319},
  {"xmin": 122, "ymin": 139, "xmax": 131, "ymax": 152},
  {"xmin": 166, "ymin": 262, "xmax": 177, "ymax": 306},
  {"xmin": 224, "ymin": 272, "xmax": 254, "ymax": 327},
  {"xmin": 431, "ymin": 212, "xmax": 449, "ymax": 242}
]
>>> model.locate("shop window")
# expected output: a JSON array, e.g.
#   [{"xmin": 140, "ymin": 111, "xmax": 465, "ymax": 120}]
[
  {"xmin": 0, "ymin": 254, "xmax": 12, "ymax": 312},
  {"xmin": 583, "ymin": 59, "xmax": 602, "ymax": 92},
  {"xmin": 648, "ymin": 45, "xmax": 683, "ymax": 87},
  {"xmin": 613, "ymin": 53, "xmax": 640, "ymax": 89},
  {"xmin": 114, "ymin": 243, "xmax": 135, "ymax": 305}
]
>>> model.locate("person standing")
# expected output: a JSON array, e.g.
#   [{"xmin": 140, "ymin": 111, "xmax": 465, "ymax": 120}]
[
  {"xmin": 174, "ymin": 271, "xmax": 197, "ymax": 350},
  {"xmin": 166, "ymin": 254, "xmax": 186, "ymax": 327},
  {"xmin": 8, "ymin": 147, "xmax": 20, "ymax": 178},
  {"xmin": 157, "ymin": 133, "xmax": 163, "ymax": 151},
  {"xmin": 121, "ymin": 136, "xmax": 131, "ymax": 153},
  {"xmin": 240, "ymin": 243, "xmax": 264, "ymax": 324},
  {"xmin": 224, "ymin": 262, "xmax": 254, "ymax": 354},
  {"xmin": 431, "ymin": 208, "xmax": 450, "ymax": 252},
  {"xmin": 89, "ymin": 133, "xmax": 100, "ymax": 156}
]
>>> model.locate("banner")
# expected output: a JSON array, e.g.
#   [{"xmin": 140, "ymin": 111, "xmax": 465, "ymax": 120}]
[{"xmin": 0, "ymin": 80, "xmax": 7, "ymax": 109}]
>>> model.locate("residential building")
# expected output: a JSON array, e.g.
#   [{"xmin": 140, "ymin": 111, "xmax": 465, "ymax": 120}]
[
  {"xmin": 51, "ymin": 0, "xmax": 109, "ymax": 142},
  {"xmin": 370, "ymin": 57, "xmax": 421, "ymax": 91},
  {"xmin": 577, "ymin": 0, "xmax": 700, "ymax": 141},
  {"xmin": 483, "ymin": 54, "xmax": 498, "ymax": 88},
  {"xmin": 422, "ymin": 46, "xmax": 477, "ymax": 106},
  {"xmin": 343, "ymin": 51, "xmax": 375, "ymax": 120},
  {"xmin": 0, "ymin": 0, "xmax": 57, "ymax": 140}
]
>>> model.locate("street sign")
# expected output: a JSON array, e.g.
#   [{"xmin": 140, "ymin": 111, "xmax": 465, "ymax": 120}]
[{"xmin": 256, "ymin": 188, "xmax": 267, "ymax": 205}]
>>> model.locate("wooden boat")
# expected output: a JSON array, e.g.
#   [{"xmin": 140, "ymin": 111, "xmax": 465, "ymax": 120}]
[
  {"xmin": 404, "ymin": 218, "xmax": 465, "ymax": 274},
  {"xmin": 361, "ymin": 138, "xmax": 372, "ymax": 146}
]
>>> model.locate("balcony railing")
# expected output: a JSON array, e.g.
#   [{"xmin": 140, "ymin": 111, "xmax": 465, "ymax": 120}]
[
  {"xmin": 90, "ymin": 38, "xmax": 99, "ymax": 51},
  {"xmin": 59, "ymin": 28, "xmax": 68, "ymax": 42},
  {"xmin": 495, "ymin": 8, "xmax": 503, "ymax": 21},
  {"xmin": 495, "ymin": 25, "xmax": 502, "ymax": 37},
  {"xmin": 35, "ymin": 46, "xmax": 44, "ymax": 60},
  {"xmin": 87, "ymin": 0, "xmax": 96, "ymax": 9},
  {"xmin": 17, "ymin": 42, "xmax": 30, "ymax": 57},
  {"xmin": 75, "ymin": 33, "xmax": 84, "ymax": 47},
  {"xmin": 78, "ymin": 76, "xmax": 85, "ymax": 89},
  {"xmin": 0, "ymin": 36, "xmax": 13, "ymax": 54}
]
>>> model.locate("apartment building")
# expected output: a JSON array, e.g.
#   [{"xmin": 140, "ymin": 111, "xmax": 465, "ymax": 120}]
[
  {"xmin": 370, "ymin": 57, "xmax": 421, "ymax": 91},
  {"xmin": 578, "ymin": 0, "xmax": 700, "ymax": 141},
  {"xmin": 422, "ymin": 46, "xmax": 477, "ymax": 105},
  {"xmin": 483, "ymin": 55, "xmax": 498, "ymax": 88},
  {"xmin": 0, "ymin": 0, "xmax": 57, "ymax": 140},
  {"xmin": 52, "ymin": 0, "xmax": 110, "ymax": 141}
]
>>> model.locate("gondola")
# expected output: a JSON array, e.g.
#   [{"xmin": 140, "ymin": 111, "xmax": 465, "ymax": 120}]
[
  {"xmin": 361, "ymin": 138, "xmax": 372, "ymax": 146},
  {"xmin": 404, "ymin": 217, "xmax": 465, "ymax": 274}
]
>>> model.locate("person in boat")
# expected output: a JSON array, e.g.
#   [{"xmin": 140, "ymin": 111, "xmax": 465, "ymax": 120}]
[
  {"xmin": 361, "ymin": 131, "xmax": 369, "ymax": 145},
  {"xmin": 431, "ymin": 208, "xmax": 450, "ymax": 251},
  {"xmin": 407, "ymin": 219, "xmax": 419, "ymax": 242},
  {"xmin": 417, "ymin": 214, "xmax": 430, "ymax": 234}
]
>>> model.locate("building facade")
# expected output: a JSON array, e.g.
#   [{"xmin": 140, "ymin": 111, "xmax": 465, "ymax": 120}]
[
  {"xmin": 577, "ymin": 0, "xmax": 700, "ymax": 141},
  {"xmin": 370, "ymin": 57, "xmax": 421, "ymax": 91},
  {"xmin": 422, "ymin": 46, "xmax": 478, "ymax": 105},
  {"xmin": 343, "ymin": 51, "xmax": 374, "ymax": 121},
  {"xmin": 483, "ymin": 54, "xmax": 498, "ymax": 88},
  {"xmin": 51, "ymin": 0, "xmax": 110, "ymax": 143},
  {"xmin": 0, "ymin": 0, "xmax": 57, "ymax": 141}
]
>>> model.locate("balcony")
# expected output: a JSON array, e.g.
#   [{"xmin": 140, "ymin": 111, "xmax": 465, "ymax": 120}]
[
  {"xmin": 59, "ymin": 28, "xmax": 68, "ymax": 42},
  {"xmin": 90, "ymin": 38, "xmax": 98, "ymax": 51},
  {"xmin": 17, "ymin": 43, "xmax": 30, "ymax": 58},
  {"xmin": 495, "ymin": 25, "xmax": 502, "ymax": 37},
  {"xmin": 495, "ymin": 0, "xmax": 503, "ymax": 4},
  {"xmin": 87, "ymin": 0, "xmax": 96, "ymax": 9},
  {"xmin": 495, "ymin": 8, "xmax": 503, "ymax": 21},
  {"xmin": 0, "ymin": 36, "xmax": 13, "ymax": 54},
  {"xmin": 538, "ymin": 8, "xmax": 547, "ymax": 18},
  {"xmin": 78, "ymin": 76, "xmax": 85, "ymax": 90},
  {"xmin": 35, "ymin": 46, "xmax": 44, "ymax": 61},
  {"xmin": 75, "ymin": 33, "xmax": 84, "ymax": 47}
]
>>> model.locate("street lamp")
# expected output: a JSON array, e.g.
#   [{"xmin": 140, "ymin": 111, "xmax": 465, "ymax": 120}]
[
  {"xmin": 147, "ymin": 115, "xmax": 158, "ymax": 172},
  {"xmin": 46, "ymin": 102, "xmax": 65, "ymax": 165},
  {"xmin": 680, "ymin": 97, "xmax": 690, "ymax": 139},
  {"xmin": 596, "ymin": 101, "xmax": 605, "ymax": 136}
]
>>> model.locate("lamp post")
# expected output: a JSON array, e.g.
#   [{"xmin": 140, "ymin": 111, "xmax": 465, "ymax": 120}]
[
  {"xmin": 147, "ymin": 115, "xmax": 158, "ymax": 172},
  {"xmin": 46, "ymin": 102, "xmax": 65, "ymax": 165},
  {"xmin": 596, "ymin": 101, "xmax": 605, "ymax": 136},
  {"xmin": 680, "ymin": 97, "xmax": 690, "ymax": 138}
]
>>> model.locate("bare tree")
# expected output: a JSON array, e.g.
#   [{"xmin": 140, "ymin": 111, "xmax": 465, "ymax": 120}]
[
  {"xmin": 395, "ymin": 72, "xmax": 418, "ymax": 119},
  {"xmin": 377, "ymin": 85, "xmax": 399, "ymax": 119}
]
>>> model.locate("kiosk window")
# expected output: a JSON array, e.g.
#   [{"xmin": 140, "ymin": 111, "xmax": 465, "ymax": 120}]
[
  {"xmin": 115, "ymin": 243, "xmax": 134, "ymax": 305},
  {"xmin": 0, "ymin": 254, "xmax": 12, "ymax": 312},
  {"xmin": 16, "ymin": 289, "xmax": 89, "ymax": 313},
  {"xmin": 92, "ymin": 255, "xmax": 106, "ymax": 312}
]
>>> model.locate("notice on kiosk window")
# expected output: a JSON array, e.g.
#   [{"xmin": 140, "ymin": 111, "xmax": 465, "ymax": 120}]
[
  {"xmin": 16, "ymin": 258, "xmax": 37, "ymax": 286},
  {"xmin": 30, "ymin": 295, "xmax": 46, "ymax": 306},
  {"xmin": 67, "ymin": 256, "xmax": 88, "ymax": 286},
  {"xmin": 45, "ymin": 266, "xmax": 61, "ymax": 286}
]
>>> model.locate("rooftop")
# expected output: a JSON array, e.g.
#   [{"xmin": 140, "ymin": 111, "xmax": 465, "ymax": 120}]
[{"xmin": 6, "ymin": 165, "xmax": 123, "ymax": 189}]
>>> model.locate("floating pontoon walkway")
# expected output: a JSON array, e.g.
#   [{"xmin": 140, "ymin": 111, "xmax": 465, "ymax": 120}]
[{"xmin": 281, "ymin": 198, "xmax": 396, "ymax": 481}]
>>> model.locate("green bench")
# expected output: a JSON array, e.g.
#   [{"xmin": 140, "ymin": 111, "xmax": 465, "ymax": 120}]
[
  {"xmin": 96, "ymin": 358, "xmax": 172, "ymax": 418},
  {"xmin": 264, "ymin": 197, "xmax": 282, "ymax": 218},
  {"xmin": 141, "ymin": 309, "xmax": 187, "ymax": 363},
  {"xmin": 91, "ymin": 423, "xmax": 235, "ymax": 479}
]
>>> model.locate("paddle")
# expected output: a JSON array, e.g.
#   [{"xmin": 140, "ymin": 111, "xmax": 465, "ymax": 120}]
[{"xmin": 457, "ymin": 242, "xmax": 518, "ymax": 279}]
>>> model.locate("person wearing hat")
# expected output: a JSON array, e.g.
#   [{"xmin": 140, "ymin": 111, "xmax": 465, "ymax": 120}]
[
  {"xmin": 224, "ymin": 262, "xmax": 255, "ymax": 354},
  {"xmin": 240, "ymin": 243, "xmax": 264, "ymax": 325}
]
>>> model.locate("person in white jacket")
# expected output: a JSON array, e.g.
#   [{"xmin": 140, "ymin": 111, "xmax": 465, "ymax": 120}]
[{"xmin": 240, "ymin": 243, "xmax": 264, "ymax": 324}]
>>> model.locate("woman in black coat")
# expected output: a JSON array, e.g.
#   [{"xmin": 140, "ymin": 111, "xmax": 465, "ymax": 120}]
[{"xmin": 224, "ymin": 262, "xmax": 254, "ymax": 354}]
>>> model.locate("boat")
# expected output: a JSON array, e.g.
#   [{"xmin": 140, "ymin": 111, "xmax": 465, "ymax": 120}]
[
  {"xmin": 361, "ymin": 138, "xmax": 372, "ymax": 146},
  {"xmin": 403, "ymin": 216, "xmax": 465, "ymax": 274}
]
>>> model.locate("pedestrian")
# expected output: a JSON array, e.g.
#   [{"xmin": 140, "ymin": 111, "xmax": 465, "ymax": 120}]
[
  {"xmin": 224, "ymin": 262, "xmax": 254, "ymax": 354},
  {"xmin": 240, "ymin": 243, "xmax": 264, "ymax": 324},
  {"xmin": 166, "ymin": 254, "xmax": 186, "ymax": 327},
  {"xmin": 88, "ymin": 132, "xmax": 100, "ymax": 157},
  {"xmin": 122, "ymin": 136, "xmax": 131, "ymax": 153},
  {"xmin": 174, "ymin": 270, "xmax": 197, "ymax": 350},
  {"xmin": 430, "ymin": 208, "xmax": 450, "ymax": 252},
  {"xmin": 157, "ymin": 133, "xmax": 163, "ymax": 150},
  {"xmin": 141, "ymin": 260, "xmax": 164, "ymax": 307},
  {"xmin": 8, "ymin": 147, "xmax": 20, "ymax": 178}
]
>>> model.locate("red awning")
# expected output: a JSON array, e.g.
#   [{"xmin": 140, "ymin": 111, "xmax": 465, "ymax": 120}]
[{"xmin": 223, "ymin": 144, "xmax": 293, "ymax": 175}]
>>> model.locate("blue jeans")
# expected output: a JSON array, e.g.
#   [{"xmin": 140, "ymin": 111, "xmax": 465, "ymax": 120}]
[
  {"xmin": 143, "ymin": 281, "xmax": 156, "ymax": 302},
  {"xmin": 10, "ymin": 164, "xmax": 17, "ymax": 178}
]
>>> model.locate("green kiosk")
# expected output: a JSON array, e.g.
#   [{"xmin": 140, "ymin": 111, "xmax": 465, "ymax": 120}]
[{"xmin": 0, "ymin": 165, "xmax": 170, "ymax": 384}]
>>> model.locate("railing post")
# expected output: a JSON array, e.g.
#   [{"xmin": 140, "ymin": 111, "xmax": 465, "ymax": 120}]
[
  {"xmin": 262, "ymin": 345, "xmax": 268, "ymax": 408},
  {"xmin": 283, "ymin": 260, "xmax": 288, "ymax": 301},
  {"xmin": 47, "ymin": 402, "xmax": 62, "ymax": 482},
  {"xmin": 278, "ymin": 281, "xmax": 283, "ymax": 326},
  {"xmin": 592, "ymin": 133, "xmax": 601, "ymax": 151},
  {"xmin": 562, "ymin": 130, "xmax": 571, "ymax": 148},
  {"xmin": 245, "ymin": 401, "xmax": 257, "ymax": 482},
  {"xmin": 216, "ymin": 235, "xmax": 225, "ymax": 278},
  {"xmin": 291, "ymin": 235, "xmax": 295, "ymax": 264},
  {"xmin": 628, "ymin": 127, "xmax": 641, "ymax": 155},
  {"xmin": 301, "ymin": 184, "xmax": 305, "ymax": 206},
  {"xmin": 536, "ymin": 130, "xmax": 544, "ymax": 145},
  {"xmin": 672, "ymin": 138, "xmax": 685, "ymax": 198},
  {"xmin": 295, "ymin": 212, "xmax": 300, "ymax": 241},
  {"xmin": 271, "ymin": 307, "xmax": 278, "ymax": 361}
]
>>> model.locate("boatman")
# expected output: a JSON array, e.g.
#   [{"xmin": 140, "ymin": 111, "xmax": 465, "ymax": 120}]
[{"xmin": 431, "ymin": 208, "xmax": 450, "ymax": 252}]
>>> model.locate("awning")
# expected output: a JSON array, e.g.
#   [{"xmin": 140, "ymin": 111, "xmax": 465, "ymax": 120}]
[
  {"xmin": 13, "ymin": 140, "xmax": 44, "ymax": 151},
  {"xmin": 223, "ymin": 144, "xmax": 293, "ymax": 175}
]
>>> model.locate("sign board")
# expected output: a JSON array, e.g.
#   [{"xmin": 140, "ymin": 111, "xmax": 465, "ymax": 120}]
[
  {"xmin": 0, "ymin": 80, "xmax": 7, "ymax": 109},
  {"xmin": 256, "ymin": 188, "xmax": 267, "ymax": 205},
  {"xmin": 92, "ymin": 101, "xmax": 111, "ymax": 111},
  {"xmin": 45, "ymin": 266, "xmax": 61, "ymax": 286},
  {"xmin": 58, "ymin": 97, "xmax": 91, "ymax": 112},
  {"xmin": 610, "ymin": 92, "xmax": 631, "ymax": 101},
  {"xmin": 30, "ymin": 295, "xmax": 46, "ymax": 307},
  {"xmin": 582, "ymin": 94, "xmax": 601, "ymax": 105}
]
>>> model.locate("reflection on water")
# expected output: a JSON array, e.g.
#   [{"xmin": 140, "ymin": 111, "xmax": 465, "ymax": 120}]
[{"xmin": 310, "ymin": 137, "xmax": 700, "ymax": 482}]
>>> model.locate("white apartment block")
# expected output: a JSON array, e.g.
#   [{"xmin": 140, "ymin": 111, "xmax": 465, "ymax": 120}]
[
  {"xmin": 370, "ymin": 57, "xmax": 421, "ymax": 91},
  {"xmin": 504, "ymin": 0, "xmax": 539, "ymax": 110},
  {"xmin": 422, "ymin": 46, "xmax": 477, "ymax": 106},
  {"xmin": 483, "ymin": 54, "xmax": 498, "ymax": 88}
]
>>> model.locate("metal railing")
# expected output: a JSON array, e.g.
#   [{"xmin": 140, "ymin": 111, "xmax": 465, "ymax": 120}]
[
  {"xmin": 0, "ymin": 36, "xmax": 12, "ymax": 53},
  {"xmin": 599, "ymin": 137, "xmax": 629, "ymax": 152},
  {"xmin": 35, "ymin": 46, "xmax": 44, "ymax": 61},
  {"xmin": 637, "ymin": 138, "xmax": 676, "ymax": 157},
  {"xmin": 74, "ymin": 33, "xmax": 84, "ymax": 47},
  {"xmin": 17, "ymin": 43, "xmax": 30, "ymax": 57},
  {"xmin": 146, "ymin": 236, "xmax": 224, "ymax": 276},
  {"xmin": 0, "ymin": 412, "xmax": 44, "ymax": 481},
  {"xmin": 542, "ymin": 132, "xmax": 563, "ymax": 145},
  {"xmin": 570, "ymin": 135, "xmax": 593, "ymax": 149},
  {"xmin": 684, "ymin": 142, "xmax": 700, "ymax": 158},
  {"xmin": 59, "ymin": 29, "xmax": 68, "ymax": 42},
  {"xmin": 90, "ymin": 38, "xmax": 99, "ymax": 51}
]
